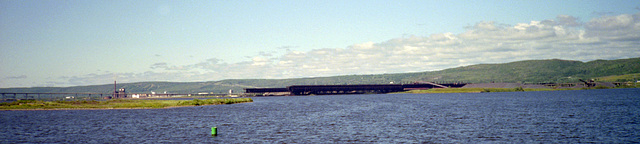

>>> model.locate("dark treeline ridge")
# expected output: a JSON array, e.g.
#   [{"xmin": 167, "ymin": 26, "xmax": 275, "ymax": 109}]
[{"xmin": 2, "ymin": 57, "xmax": 639, "ymax": 94}]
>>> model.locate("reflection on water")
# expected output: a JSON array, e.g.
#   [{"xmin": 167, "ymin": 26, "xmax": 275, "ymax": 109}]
[{"xmin": 1, "ymin": 88, "xmax": 639, "ymax": 143}]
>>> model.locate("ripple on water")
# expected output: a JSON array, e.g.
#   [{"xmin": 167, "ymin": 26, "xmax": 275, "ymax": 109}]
[{"xmin": 1, "ymin": 89, "xmax": 639, "ymax": 143}]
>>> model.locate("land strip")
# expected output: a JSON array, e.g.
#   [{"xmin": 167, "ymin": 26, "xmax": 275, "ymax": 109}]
[
  {"xmin": 394, "ymin": 87, "xmax": 632, "ymax": 94},
  {"xmin": 0, "ymin": 98, "xmax": 252, "ymax": 110}
]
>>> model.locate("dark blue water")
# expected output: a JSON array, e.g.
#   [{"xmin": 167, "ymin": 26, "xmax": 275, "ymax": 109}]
[{"xmin": 1, "ymin": 89, "xmax": 639, "ymax": 143}]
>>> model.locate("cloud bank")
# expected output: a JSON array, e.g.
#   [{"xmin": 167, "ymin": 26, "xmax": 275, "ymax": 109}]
[{"xmin": 59, "ymin": 13, "xmax": 640, "ymax": 86}]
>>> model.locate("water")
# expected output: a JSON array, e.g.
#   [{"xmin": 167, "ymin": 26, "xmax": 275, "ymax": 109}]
[{"xmin": 1, "ymin": 88, "xmax": 639, "ymax": 143}]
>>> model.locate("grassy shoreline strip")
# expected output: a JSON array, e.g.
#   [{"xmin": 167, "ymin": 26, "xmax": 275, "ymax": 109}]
[
  {"xmin": 395, "ymin": 87, "xmax": 619, "ymax": 94},
  {"xmin": 0, "ymin": 98, "xmax": 253, "ymax": 110}
]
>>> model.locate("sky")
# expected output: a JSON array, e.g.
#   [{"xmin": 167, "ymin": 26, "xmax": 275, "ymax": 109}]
[{"xmin": 1, "ymin": 0, "xmax": 640, "ymax": 88}]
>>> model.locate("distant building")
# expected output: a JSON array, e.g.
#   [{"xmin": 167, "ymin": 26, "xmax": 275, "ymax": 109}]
[{"xmin": 113, "ymin": 88, "xmax": 126, "ymax": 99}]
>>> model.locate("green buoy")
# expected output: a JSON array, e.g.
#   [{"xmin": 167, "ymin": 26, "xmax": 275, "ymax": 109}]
[{"xmin": 211, "ymin": 127, "xmax": 217, "ymax": 136}]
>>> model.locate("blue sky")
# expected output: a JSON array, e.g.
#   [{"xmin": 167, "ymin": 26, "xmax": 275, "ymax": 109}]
[{"xmin": 1, "ymin": 0, "xmax": 640, "ymax": 88}]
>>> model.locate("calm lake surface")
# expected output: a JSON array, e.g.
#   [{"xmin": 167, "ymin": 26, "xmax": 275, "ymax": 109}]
[{"xmin": 1, "ymin": 88, "xmax": 639, "ymax": 143}]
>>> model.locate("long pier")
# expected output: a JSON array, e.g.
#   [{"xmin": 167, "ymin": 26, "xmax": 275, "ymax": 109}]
[{"xmin": 246, "ymin": 83, "xmax": 468, "ymax": 96}]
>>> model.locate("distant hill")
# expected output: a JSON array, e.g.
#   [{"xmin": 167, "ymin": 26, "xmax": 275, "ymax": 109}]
[
  {"xmin": 2, "ymin": 57, "xmax": 639, "ymax": 94},
  {"xmin": 401, "ymin": 57, "xmax": 640, "ymax": 84}
]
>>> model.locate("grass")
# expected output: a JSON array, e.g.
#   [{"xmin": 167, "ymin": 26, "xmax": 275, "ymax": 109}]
[
  {"xmin": 395, "ymin": 87, "xmax": 601, "ymax": 94},
  {"xmin": 0, "ymin": 98, "xmax": 253, "ymax": 110},
  {"xmin": 595, "ymin": 73, "xmax": 640, "ymax": 82}
]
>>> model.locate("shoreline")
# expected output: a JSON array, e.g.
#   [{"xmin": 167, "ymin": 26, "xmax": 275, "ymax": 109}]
[
  {"xmin": 0, "ymin": 98, "xmax": 253, "ymax": 111},
  {"xmin": 393, "ymin": 87, "xmax": 638, "ymax": 94},
  {"xmin": 0, "ymin": 102, "xmax": 253, "ymax": 111}
]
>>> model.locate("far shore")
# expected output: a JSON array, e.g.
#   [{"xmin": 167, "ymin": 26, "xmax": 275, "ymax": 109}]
[
  {"xmin": 0, "ymin": 98, "xmax": 253, "ymax": 110},
  {"xmin": 0, "ymin": 105, "xmax": 213, "ymax": 111},
  {"xmin": 393, "ymin": 87, "xmax": 630, "ymax": 94}
]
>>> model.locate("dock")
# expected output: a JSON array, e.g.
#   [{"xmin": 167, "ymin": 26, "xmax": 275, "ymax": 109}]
[{"xmin": 245, "ymin": 83, "xmax": 467, "ymax": 96}]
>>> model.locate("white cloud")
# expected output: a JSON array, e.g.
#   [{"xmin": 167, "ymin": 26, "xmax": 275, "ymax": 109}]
[
  {"xmin": 250, "ymin": 57, "xmax": 270, "ymax": 66},
  {"xmin": 584, "ymin": 13, "xmax": 640, "ymax": 41},
  {"xmin": 58, "ymin": 13, "xmax": 640, "ymax": 86},
  {"xmin": 585, "ymin": 14, "xmax": 635, "ymax": 30},
  {"xmin": 351, "ymin": 42, "xmax": 375, "ymax": 50}
]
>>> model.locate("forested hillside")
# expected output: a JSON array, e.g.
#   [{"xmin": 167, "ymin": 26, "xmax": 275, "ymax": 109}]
[
  {"xmin": 2, "ymin": 57, "xmax": 638, "ymax": 93},
  {"xmin": 399, "ymin": 57, "xmax": 640, "ymax": 83}
]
